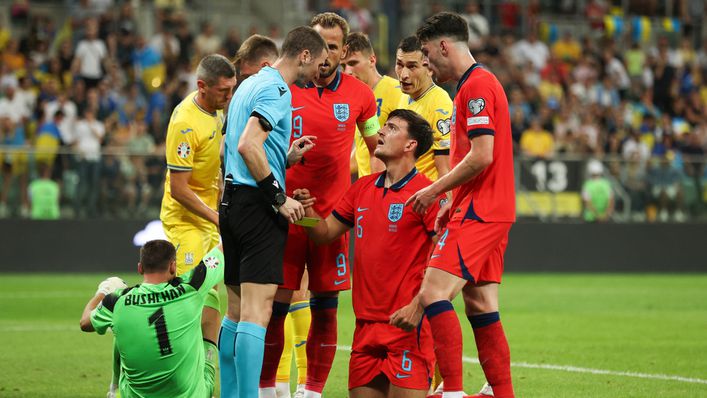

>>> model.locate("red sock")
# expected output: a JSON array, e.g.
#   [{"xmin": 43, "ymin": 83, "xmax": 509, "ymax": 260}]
[
  {"xmin": 305, "ymin": 297, "xmax": 338, "ymax": 393},
  {"xmin": 259, "ymin": 301, "xmax": 290, "ymax": 388},
  {"xmin": 425, "ymin": 300, "xmax": 463, "ymax": 392},
  {"xmin": 470, "ymin": 312, "xmax": 514, "ymax": 398}
]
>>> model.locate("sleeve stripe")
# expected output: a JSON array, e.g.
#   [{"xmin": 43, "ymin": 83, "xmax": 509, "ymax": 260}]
[
  {"xmin": 468, "ymin": 128, "xmax": 495, "ymax": 138},
  {"xmin": 188, "ymin": 262, "xmax": 207, "ymax": 290},
  {"xmin": 167, "ymin": 164, "xmax": 193, "ymax": 171},
  {"xmin": 433, "ymin": 149, "xmax": 450, "ymax": 156},
  {"xmin": 331, "ymin": 210, "xmax": 354, "ymax": 228}
]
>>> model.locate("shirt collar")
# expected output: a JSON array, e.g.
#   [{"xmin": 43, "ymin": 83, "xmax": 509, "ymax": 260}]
[
  {"xmin": 374, "ymin": 167, "xmax": 418, "ymax": 191},
  {"xmin": 305, "ymin": 70, "xmax": 342, "ymax": 92},
  {"xmin": 456, "ymin": 63, "xmax": 481, "ymax": 92}
]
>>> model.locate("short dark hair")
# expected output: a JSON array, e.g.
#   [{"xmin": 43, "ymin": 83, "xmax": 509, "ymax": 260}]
[
  {"xmin": 397, "ymin": 36, "xmax": 422, "ymax": 53},
  {"xmin": 233, "ymin": 34, "xmax": 278, "ymax": 68},
  {"xmin": 196, "ymin": 54, "xmax": 236, "ymax": 85},
  {"xmin": 346, "ymin": 32, "xmax": 374, "ymax": 55},
  {"xmin": 281, "ymin": 26, "xmax": 328, "ymax": 59},
  {"xmin": 416, "ymin": 12, "xmax": 469, "ymax": 44},
  {"xmin": 140, "ymin": 240, "xmax": 176, "ymax": 273},
  {"xmin": 388, "ymin": 109, "xmax": 434, "ymax": 159},
  {"xmin": 310, "ymin": 12, "xmax": 349, "ymax": 44}
]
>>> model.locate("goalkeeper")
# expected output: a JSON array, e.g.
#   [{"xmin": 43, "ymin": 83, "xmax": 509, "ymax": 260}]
[{"xmin": 79, "ymin": 240, "xmax": 223, "ymax": 398}]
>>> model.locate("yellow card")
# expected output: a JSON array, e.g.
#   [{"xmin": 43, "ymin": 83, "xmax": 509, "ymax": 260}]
[{"xmin": 294, "ymin": 217, "xmax": 320, "ymax": 227}]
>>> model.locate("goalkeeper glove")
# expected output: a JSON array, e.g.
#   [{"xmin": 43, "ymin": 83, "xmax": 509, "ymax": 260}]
[{"xmin": 96, "ymin": 277, "xmax": 127, "ymax": 296}]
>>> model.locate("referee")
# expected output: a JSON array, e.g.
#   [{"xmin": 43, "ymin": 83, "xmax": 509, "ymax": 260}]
[{"xmin": 218, "ymin": 26, "xmax": 327, "ymax": 398}]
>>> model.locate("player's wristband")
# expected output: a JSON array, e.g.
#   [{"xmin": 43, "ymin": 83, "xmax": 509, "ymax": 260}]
[{"xmin": 256, "ymin": 173, "xmax": 285, "ymax": 206}]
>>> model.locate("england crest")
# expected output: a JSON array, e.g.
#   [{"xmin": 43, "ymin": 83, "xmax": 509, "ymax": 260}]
[
  {"xmin": 388, "ymin": 203, "xmax": 404, "ymax": 223},
  {"xmin": 333, "ymin": 103, "xmax": 350, "ymax": 122}
]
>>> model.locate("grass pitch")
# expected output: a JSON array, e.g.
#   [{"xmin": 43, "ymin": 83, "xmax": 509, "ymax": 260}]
[{"xmin": 1, "ymin": 274, "xmax": 706, "ymax": 397}]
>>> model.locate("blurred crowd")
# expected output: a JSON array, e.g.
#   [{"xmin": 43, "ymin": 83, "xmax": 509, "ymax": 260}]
[
  {"xmin": 453, "ymin": 0, "xmax": 707, "ymax": 221},
  {"xmin": 0, "ymin": 0, "xmax": 705, "ymax": 221}
]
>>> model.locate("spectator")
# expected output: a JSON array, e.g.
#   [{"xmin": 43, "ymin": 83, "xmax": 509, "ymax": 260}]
[
  {"xmin": 680, "ymin": 132, "xmax": 705, "ymax": 212},
  {"xmin": 0, "ymin": 117, "xmax": 30, "ymax": 218},
  {"xmin": 461, "ymin": 1, "xmax": 489, "ymax": 50},
  {"xmin": 603, "ymin": 50, "xmax": 630, "ymax": 98},
  {"xmin": 72, "ymin": 18, "xmax": 108, "ymax": 89},
  {"xmin": 222, "ymin": 27, "xmax": 241, "ymax": 58},
  {"xmin": 2, "ymin": 38, "xmax": 26, "ymax": 71},
  {"xmin": 520, "ymin": 117, "xmax": 555, "ymax": 158},
  {"xmin": 124, "ymin": 120, "xmax": 155, "ymax": 215},
  {"xmin": 582, "ymin": 159, "xmax": 614, "ymax": 222},
  {"xmin": 647, "ymin": 154, "xmax": 686, "ymax": 222},
  {"xmin": 35, "ymin": 110, "xmax": 65, "ymax": 170},
  {"xmin": 621, "ymin": 152, "xmax": 648, "ymax": 220},
  {"xmin": 511, "ymin": 30, "xmax": 549, "ymax": 70},
  {"xmin": 149, "ymin": 25, "xmax": 180, "ymax": 63},
  {"xmin": 194, "ymin": 21, "xmax": 221, "ymax": 58},
  {"xmin": 578, "ymin": 112, "xmax": 600, "ymax": 152},
  {"xmin": 625, "ymin": 42, "xmax": 646, "ymax": 81},
  {"xmin": 174, "ymin": 15, "xmax": 194, "ymax": 64},
  {"xmin": 28, "ymin": 163, "xmax": 60, "ymax": 220},
  {"xmin": 72, "ymin": 108, "xmax": 105, "ymax": 218},
  {"xmin": 132, "ymin": 35, "xmax": 165, "ymax": 92},
  {"xmin": 622, "ymin": 128, "xmax": 651, "ymax": 162},
  {"xmin": 538, "ymin": 72, "xmax": 563, "ymax": 106},
  {"xmin": 551, "ymin": 31, "xmax": 581, "ymax": 64},
  {"xmin": 0, "ymin": 82, "xmax": 31, "ymax": 124}
]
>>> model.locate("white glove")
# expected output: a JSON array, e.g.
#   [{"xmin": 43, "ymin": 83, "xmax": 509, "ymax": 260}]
[{"xmin": 96, "ymin": 277, "xmax": 127, "ymax": 296}]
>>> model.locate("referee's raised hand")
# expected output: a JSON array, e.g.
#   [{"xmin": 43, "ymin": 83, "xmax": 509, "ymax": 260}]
[{"xmin": 278, "ymin": 196, "xmax": 306, "ymax": 223}]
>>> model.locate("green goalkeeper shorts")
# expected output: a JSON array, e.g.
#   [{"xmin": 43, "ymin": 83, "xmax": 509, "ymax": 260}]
[{"xmin": 205, "ymin": 288, "xmax": 220, "ymax": 313}]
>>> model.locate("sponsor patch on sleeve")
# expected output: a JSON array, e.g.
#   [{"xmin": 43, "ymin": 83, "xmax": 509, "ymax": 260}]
[{"xmin": 467, "ymin": 116, "xmax": 490, "ymax": 126}]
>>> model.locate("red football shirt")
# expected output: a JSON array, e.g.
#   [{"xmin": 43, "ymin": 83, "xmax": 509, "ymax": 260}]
[
  {"xmin": 287, "ymin": 71, "xmax": 377, "ymax": 216},
  {"xmin": 451, "ymin": 64, "xmax": 516, "ymax": 222},
  {"xmin": 332, "ymin": 169, "xmax": 441, "ymax": 321}
]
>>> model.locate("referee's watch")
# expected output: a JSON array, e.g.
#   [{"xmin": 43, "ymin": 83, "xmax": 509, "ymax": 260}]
[{"xmin": 274, "ymin": 192, "xmax": 287, "ymax": 208}]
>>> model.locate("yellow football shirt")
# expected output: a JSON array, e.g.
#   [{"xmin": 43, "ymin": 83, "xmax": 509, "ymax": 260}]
[
  {"xmin": 160, "ymin": 91, "xmax": 224, "ymax": 229},
  {"xmin": 355, "ymin": 75, "xmax": 403, "ymax": 177},
  {"xmin": 398, "ymin": 84, "xmax": 453, "ymax": 181}
]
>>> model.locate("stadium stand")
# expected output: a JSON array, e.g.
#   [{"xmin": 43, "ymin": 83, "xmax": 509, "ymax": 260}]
[{"xmin": 0, "ymin": 0, "xmax": 705, "ymax": 223}]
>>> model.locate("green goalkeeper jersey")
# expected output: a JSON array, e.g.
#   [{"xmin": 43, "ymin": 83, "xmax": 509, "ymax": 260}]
[{"xmin": 90, "ymin": 247, "xmax": 224, "ymax": 398}]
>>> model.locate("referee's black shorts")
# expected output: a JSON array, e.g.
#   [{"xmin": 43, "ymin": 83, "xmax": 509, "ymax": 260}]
[{"xmin": 219, "ymin": 184, "xmax": 288, "ymax": 286}]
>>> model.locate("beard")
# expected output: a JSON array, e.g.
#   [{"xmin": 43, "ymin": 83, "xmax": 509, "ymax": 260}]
[{"xmin": 318, "ymin": 60, "xmax": 340, "ymax": 80}]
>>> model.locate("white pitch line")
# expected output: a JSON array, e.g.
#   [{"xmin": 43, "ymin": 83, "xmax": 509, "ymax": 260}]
[
  {"xmin": 337, "ymin": 345, "xmax": 707, "ymax": 385},
  {"xmin": 0, "ymin": 328, "xmax": 703, "ymax": 385}
]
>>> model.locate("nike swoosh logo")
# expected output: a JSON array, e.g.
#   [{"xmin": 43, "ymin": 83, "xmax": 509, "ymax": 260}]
[
  {"xmin": 357, "ymin": 207, "xmax": 368, "ymax": 212},
  {"xmin": 334, "ymin": 279, "xmax": 347, "ymax": 285},
  {"xmin": 278, "ymin": 87, "xmax": 287, "ymax": 96},
  {"xmin": 180, "ymin": 128, "xmax": 193, "ymax": 134},
  {"xmin": 294, "ymin": 340, "xmax": 306, "ymax": 348},
  {"xmin": 209, "ymin": 130, "xmax": 216, "ymax": 139},
  {"xmin": 395, "ymin": 373, "xmax": 412, "ymax": 379},
  {"xmin": 431, "ymin": 254, "xmax": 441, "ymax": 258},
  {"xmin": 292, "ymin": 106, "xmax": 305, "ymax": 111},
  {"xmin": 435, "ymin": 108, "xmax": 449, "ymax": 115}
]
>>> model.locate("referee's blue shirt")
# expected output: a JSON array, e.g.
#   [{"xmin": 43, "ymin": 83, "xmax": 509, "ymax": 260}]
[{"xmin": 224, "ymin": 66, "xmax": 292, "ymax": 189}]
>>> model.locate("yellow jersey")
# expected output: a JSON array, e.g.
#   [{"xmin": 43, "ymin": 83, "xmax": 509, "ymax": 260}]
[
  {"xmin": 398, "ymin": 84, "xmax": 453, "ymax": 181},
  {"xmin": 160, "ymin": 91, "xmax": 224, "ymax": 228},
  {"xmin": 355, "ymin": 75, "xmax": 403, "ymax": 177}
]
